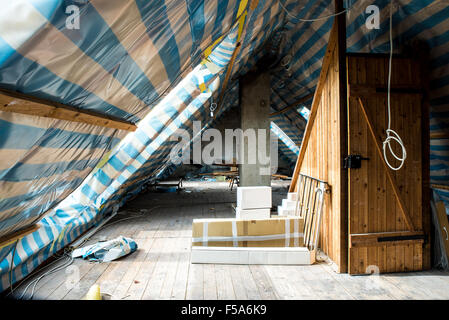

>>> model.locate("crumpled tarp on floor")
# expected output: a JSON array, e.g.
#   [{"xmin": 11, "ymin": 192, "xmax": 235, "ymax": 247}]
[{"xmin": 72, "ymin": 236, "xmax": 138, "ymax": 263}]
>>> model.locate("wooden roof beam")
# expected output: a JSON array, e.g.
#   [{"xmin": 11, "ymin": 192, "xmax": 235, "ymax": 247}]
[
  {"xmin": 269, "ymin": 93, "xmax": 314, "ymax": 117},
  {"xmin": 0, "ymin": 89, "xmax": 137, "ymax": 131},
  {"xmin": 0, "ymin": 224, "xmax": 40, "ymax": 249},
  {"xmin": 430, "ymin": 132, "xmax": 449, "ymax": 139}
]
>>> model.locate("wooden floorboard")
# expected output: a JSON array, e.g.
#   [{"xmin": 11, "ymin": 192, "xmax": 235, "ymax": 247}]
[
  {"xmin": 264, "ymin": 265, "xmax": 309, "ymax": 299},
  {"xmin": 141, "ymin": 237, "xmax": 172, "ymax": 299},
  {"xmin": 215, "ymin": 264, "xmax": 236, "ymax": 300},
  {"xmin": 186, "ymin": 262, "xmax": 204, "ymax": 300},
  {"xmin": 229, "ymin": 265, "xmax": 249, "ymax": 300},
  {"xmin": 159, "ymin": 237, "xmax": 182, "ymax": 299},
  {"xmin": 203, "ymin": 264, "xmax": 218, "ymax": 300},
  {"xmin": 124, "ymin": 235, "xmax": 161, "ymax": 299},
  {"xmin": 14, "ymin": 181, "xmax": 449, "ymax": 300},
  {"xmin": 249, "ymin": 265, "xmax": 279, "ymax": 300},
  {"xmin": 111, "ymin": 237, "xmax": 154, "ymax": 299}
]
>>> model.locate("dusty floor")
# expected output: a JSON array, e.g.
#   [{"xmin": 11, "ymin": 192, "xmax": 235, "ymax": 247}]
[{"xmin": 12, "ymin": 181, "xmax": 449, "ymax": 300}]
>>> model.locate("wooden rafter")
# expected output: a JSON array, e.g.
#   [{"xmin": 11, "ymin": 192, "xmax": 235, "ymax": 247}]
[
  {"xmin": 269, "ymin": 93, "xmax": 314, "ymax": 117},
  {"xmin": 431, "ymin": 184, "xmax": 449, "ymax": 191},
  {"xmin": 356, "ymin": 97, "xmax": 416, "ymax": 232},
  {"xmin": 288, "ymin": 20, "xmax": 338, "ymax": 192},
  {"xmin": 0, "ymin": 224, "xmax": 40, "ymax": 249},
  {"xmin": 430, "ymin": 132, "xmax": 449, "ymax": 139},
  {"xmin": 214, "ymin": 0, "xmax": 259, "ymax": 119},
  {"xmin": 0, "ymin": 89, "xmax": 137, "ymax": 131},
  {"xmin": 214, "ymin": 41, "xmax": 242, "ymax": 119}
]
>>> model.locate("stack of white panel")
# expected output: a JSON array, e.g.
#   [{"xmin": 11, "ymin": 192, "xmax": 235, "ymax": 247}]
[
  {"xmin": 236, "ymin": 186, "xmax": 271, "ymax": 219},
  {"xmin": 287, "ymin": 192, "xmax": 297, "ymax": 201},
  {"xmin": 278, "ymin": 193, "xmax": 298, "ymax": 216},
  {"xmin": 191, "ymin": 247, "xmax": 313, "ymax": 265}
]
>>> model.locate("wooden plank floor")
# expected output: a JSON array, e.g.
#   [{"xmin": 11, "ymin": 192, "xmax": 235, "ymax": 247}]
[{"xmin": 12, "ymin": 181, "xmax": 449, "ymax": 300}]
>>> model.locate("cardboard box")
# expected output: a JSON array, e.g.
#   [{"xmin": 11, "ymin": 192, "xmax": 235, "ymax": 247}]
[
  {"xmin": 236, "ymin": 207, "xmax": 270, "ymax": 219},
  {"xmin": 237, "ymin": 186, "xmax": 272, "ymax": 209},
  {"xmin": 192, "ymin": 216, "xmax": 304, "ymax": 247}
]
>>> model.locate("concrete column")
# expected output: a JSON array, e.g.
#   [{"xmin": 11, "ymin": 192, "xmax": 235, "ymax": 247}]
[{"xmin": 239, "ymin": 72, "xmax": 271, "ymax": 186}]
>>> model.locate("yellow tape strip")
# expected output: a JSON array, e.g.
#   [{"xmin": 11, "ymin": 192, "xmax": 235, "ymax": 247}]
[
  {"xmin": 203, "ymin": 35, "xmax": 224, "ymax": 59},
  {"xmin": 237, "ymin": 10, "xmax": 248, "ymax": 41},
  {"xmin": 237, "ymin": 0, "xmax": 249, "ymax": 19},
  {"xmin": 202, "ymin": 0, "xmax": 249, "ymax": 61},
  {"xmin": 198, "ymin": 82, "xmax": 207, "ymax": 92},
  {"xmin": 49, "ymin": 224, "xmax": 69, "ymax": 252},
  {"xmin": 96, "ymin": 150, "xmax": 112, "ymax": 169}
]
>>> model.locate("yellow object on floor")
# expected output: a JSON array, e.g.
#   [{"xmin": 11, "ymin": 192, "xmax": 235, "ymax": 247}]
[{"xmin": 84, "ymin": 284, "xmax": 101, "ymax": 300}]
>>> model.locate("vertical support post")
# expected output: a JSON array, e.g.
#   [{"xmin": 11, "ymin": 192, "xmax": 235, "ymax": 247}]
[
  {"xmin": 336, "ymin": 0, "xmax": 349, "ymax": 273},
  {"xmin": 239, "ymin": 72, "xmax": 271, "ymax": 186}
]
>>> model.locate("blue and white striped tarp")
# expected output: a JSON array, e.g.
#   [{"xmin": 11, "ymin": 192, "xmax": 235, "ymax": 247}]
[
  {"xmin": 0, "ymin": 19, "xmax": 240, "ymax": 291},
  {"xmin": 1, "ymin": 0, "xmax": 449, "ymax": 292}
]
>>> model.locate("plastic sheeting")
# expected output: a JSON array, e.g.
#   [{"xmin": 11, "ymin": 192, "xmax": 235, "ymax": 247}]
[
  {"xmin": 0, "ymin": 20, "xmax": 240, "ymax": 291},
  {"xmin": 0, "ymin": 0, "xmax": 300, "ymax": 242},
  {"xmin": 72, "ymin": 236, "xmax": 138, "ymax": 262},
  {"xmin": 1, "ymin": 0, "xmax": 449, "ymax": 292}
]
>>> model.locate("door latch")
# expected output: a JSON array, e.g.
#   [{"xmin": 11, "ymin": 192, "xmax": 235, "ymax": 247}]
[{"xmin": 343, "ymin": 154, "xmax": 369, "ymax": 169}]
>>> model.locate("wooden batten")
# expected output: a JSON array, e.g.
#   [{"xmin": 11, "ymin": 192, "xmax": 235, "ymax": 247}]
[
  {"xmin": 0, "ymin": 89, "xmax": 137, "ymax": 131},
  {"xmin": 432, "ymin": 184, "xmax": 449, "ymax": 191},
  {"xmin": 430, "ymin": 132, "xmax": 449, "ymax": 139},
  {"xmin": 269, "ymin": 93, "xmax": 314, "ymax": 117},
  {"xmin": 350, "ymin": 231, "xmax": 425, "ymax": 248},
  {"xmin": 0, "ymin": 224, "xmax": 40, "ymax": 249},
  {"xmin": 349, "ymin": 84, "xmax": 423, "ymax": 97}
]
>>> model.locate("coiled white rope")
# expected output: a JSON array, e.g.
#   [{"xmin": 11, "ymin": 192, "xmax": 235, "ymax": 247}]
[{"xmin": 383, "ymin": 2, "xmax": 407, "ymax": 171}]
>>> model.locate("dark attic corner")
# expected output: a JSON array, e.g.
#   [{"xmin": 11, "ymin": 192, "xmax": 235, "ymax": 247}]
[{"xmin": 0, "ymin": 0, "xmax": 449, "ymax": 308}]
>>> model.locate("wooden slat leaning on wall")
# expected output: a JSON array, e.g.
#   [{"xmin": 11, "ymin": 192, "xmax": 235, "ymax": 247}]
[
  {"xmin": 0, "ymin": 89, "xmax": 137, "ymax": 131},
  {"xmin": 435, "ymin": 202, "xmax": 449, "ymax": 264}
]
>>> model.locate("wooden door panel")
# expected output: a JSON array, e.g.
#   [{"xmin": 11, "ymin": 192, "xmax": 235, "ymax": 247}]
[{"xmin": 347, "ymin": 55, "xmax": 425, "ymax": 274}]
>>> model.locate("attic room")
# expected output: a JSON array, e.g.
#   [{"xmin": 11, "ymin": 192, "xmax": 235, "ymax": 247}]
[{"xmin": 1, "ymin": 0, "xmax": 449, "ymax": 302}]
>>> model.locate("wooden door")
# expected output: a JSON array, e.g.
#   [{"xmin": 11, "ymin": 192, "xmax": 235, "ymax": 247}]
[{"xmin": 346, "ymin": 54, "xmax": 430, "ymax": 274}]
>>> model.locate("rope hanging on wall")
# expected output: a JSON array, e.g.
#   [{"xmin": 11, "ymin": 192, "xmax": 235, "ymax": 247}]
[{"xmin": 383, "ymin": 1, "xmax": 407, "ymax": 171}]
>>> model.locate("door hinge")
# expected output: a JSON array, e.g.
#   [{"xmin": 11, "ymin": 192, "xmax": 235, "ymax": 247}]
[{"xmin": 343, "ymin": 154, "xmax": 369, "ymax": 169}]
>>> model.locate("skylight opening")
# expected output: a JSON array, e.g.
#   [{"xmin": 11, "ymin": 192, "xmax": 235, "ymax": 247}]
[{"xmin": 297, "ymin": 105, "xmax": 310, "ymax": 120}]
